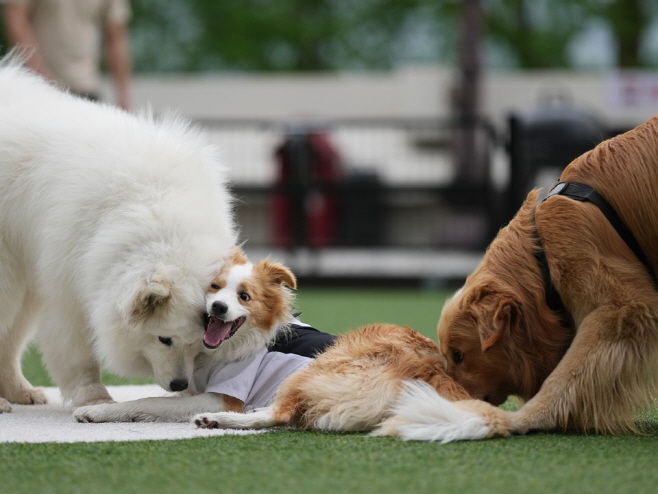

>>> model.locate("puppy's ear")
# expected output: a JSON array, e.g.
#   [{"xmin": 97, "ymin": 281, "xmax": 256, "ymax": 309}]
[
  {"xmin": 132, "ymin": 279, "xmax": 171, "ymax": 317},
  {"xmin": 256, "ymin": 259, "xmax": 297, "ymax": 289},
  {"xmin": 479, "ymin": 296, "xmax": 520, "ymax": 352}
]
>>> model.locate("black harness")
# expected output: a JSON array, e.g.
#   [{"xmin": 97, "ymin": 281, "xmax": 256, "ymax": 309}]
[{"xmin": 533, "ymin": 181, "xmax": 658, "ymax": 326}]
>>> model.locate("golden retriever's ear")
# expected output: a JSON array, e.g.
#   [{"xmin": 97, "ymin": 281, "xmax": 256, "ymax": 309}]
[
  {"xmin": 256, "ymin": 259, "xmax": 297, "ymax": 289},
  {"xmin": 480, "ymin": 297, "xmax": 520, "ymax": 352}
]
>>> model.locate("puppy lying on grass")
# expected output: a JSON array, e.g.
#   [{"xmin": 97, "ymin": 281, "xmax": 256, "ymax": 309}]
[{"xmin": 193, "ymin": 321, "xmax": 480, "ymax": 438}]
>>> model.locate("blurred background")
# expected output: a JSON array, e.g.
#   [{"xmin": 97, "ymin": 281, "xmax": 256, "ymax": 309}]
[{"xmin": 4, "ymin": 0, "xmax": 658, "ymax": 288}]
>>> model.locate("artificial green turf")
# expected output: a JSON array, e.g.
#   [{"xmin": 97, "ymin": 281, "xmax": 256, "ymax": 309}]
[{"xmin": 4, "ymin": 287, "xmax": 658, "ymax": 494}]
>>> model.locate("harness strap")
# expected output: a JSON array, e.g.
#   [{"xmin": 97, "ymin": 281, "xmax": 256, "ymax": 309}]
[
  {"xmin": 545, "ymin": 181, "xmax": 658, "ymax": 289},
  {"xmin": 531, "ymin": 211, "xmax": 572, "ymax": 328}
]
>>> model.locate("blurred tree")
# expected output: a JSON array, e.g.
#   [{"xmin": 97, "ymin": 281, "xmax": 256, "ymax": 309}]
[
  {"xmin": 1, "ymin": 0, "xmax": 656, "ymax": 71},
  {"xmin": 591, "ymin": 0, "xmax": 652, "ymax": 67},
  {"xmin": 484, "ymin": 0, "xmax": 658, "ymax": 68}
]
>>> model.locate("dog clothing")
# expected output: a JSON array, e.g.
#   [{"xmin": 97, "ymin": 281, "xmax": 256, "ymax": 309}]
[
  {"xmin": 269, "ymin": 320, "xmax": 337, "ymax": 357},
  {"xmin": 192, "ymin": 319, "xmax": 326, "ymax": 410}
]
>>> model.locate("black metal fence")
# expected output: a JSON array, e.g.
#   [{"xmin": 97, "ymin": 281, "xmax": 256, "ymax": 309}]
[
  {"xmin": 199, "ymin": 117, "xmax": 505, "ymax": 252},
  {"xmin": 196, "ymin": 109, "xmax": 626, "ymax": 273}
]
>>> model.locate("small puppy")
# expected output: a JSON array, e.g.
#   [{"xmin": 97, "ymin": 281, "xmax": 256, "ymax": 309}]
[
  {"xmin": 192, "ymin": 322, "xmax": 474, "ymax": 436},
  {"xmin": 75, "ymin": 249, "xmax": 299, "ymax": 423}
]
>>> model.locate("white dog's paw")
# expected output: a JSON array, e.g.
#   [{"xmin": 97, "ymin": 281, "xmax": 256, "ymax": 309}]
[
  {"xmin": 193, "ymin": 413, "xmax": 223, "ymax": 429},
  {"xmin": 74, "ymin": 404, "xmax": 113, "ymax": 423},
  {"xmin": 4, "ymin": 386, "xmax": 48, "ymax": 406},
  {"xmin": 72, "ymin": 383, "xmax": 114, "ymax": 408},
  {"xmin": 74, "ymin": 403, "xmax": 135, "ymax": 423},
  {"xmin": 0, "ymin": 397, "xmax": 12, "ymax": 413}
]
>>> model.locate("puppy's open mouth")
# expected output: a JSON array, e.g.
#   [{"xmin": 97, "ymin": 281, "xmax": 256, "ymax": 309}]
[{"xmin": 203, "ymin": 315, "xmax": 246, "ymax": 349}]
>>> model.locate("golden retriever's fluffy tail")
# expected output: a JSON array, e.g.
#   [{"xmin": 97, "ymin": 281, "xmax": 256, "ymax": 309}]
[{"xmin": 373, "ymin": 381, "xmax": 513, "ymax": 442}]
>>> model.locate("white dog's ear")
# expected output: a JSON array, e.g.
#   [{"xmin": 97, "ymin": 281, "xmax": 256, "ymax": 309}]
[{"xmin": 132, "ymin": 279, "xmax": 172, "ymax": 317}]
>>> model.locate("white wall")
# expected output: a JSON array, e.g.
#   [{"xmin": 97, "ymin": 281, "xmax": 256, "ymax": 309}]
[{"xmin": 105, "ymin": 66, "xmax": 658, "ymax": 127}]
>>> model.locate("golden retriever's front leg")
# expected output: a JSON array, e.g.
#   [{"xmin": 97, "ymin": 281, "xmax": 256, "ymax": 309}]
[{"xmin": 510, "ymin": 303, "xmax": 658, "ymax": 434}]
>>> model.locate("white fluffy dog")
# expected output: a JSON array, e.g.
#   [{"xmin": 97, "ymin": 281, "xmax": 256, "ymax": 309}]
[{"xmin": 0, "ymin": 58, "xmax": 236, "ymax": 412}]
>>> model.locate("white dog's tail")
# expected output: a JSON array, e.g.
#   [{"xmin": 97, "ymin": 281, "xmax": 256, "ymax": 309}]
[{"xmin": 372, "ymin": 381, "xmax": 512, "ymax": 443}]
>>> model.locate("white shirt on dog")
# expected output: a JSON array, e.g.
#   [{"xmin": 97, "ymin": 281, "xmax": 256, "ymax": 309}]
[{"xmin": 191, "ymin": 349, "xmax": 311, "ymax": 411}]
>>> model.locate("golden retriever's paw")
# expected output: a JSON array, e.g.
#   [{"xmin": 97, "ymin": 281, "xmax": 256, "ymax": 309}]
[
  {"xmin": 0, "ymin": 397, "xmax": 12, "ymax": 413},
  {"xmin": 454, "ymin": 400, "xmax": 513, "ymax": 438}
]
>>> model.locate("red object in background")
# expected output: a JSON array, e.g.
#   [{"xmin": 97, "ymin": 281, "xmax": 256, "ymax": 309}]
[{"xmin": 271, "ymin": 131, "xmax": 341, "ymax": 248}]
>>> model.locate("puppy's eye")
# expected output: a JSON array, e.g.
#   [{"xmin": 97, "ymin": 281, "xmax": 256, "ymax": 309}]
[
  {"xmin": 239, "ymin": 292, "xmax": 250, "ymax": 302},
  {"xmin": 452, "ymin": 350, "xmax": 464, "ymax": 364},
  {"xmin": 159, "ymin": 337, "xmax": 173, "ymax": 346},
  {"xmin": 210, "ymin": 283, "xmax": 220, "ymax": 291}
]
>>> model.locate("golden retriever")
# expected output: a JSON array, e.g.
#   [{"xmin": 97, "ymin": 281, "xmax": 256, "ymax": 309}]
[{"xmin": 428, "ymin": 115, "xmax": 658, "ymax": 438}]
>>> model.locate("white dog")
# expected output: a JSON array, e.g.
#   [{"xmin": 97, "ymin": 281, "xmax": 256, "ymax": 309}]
[
  {"xmin": 74, "ymin": 249, "xmax": 301, "ymax": 423},
  {"xmin": 0, "ymin": 58, "xmax": 236, "ymax": 412}
]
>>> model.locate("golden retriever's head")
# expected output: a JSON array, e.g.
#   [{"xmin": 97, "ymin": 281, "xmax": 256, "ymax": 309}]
[{"xmin": 438, "ymin": 278, "xmax": 527, "ymax": 405}]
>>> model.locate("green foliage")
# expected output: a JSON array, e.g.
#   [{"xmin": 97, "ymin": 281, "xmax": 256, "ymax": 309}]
[
  {"xmin": 1, "ymin": 0, "xmax": 656, "ymax": 70},
  {"xmin": 126, "ymin": 0, "xmax": 658, "ymax": 72}
]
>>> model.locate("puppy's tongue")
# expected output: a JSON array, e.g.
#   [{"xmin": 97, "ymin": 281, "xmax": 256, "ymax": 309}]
[{"xmin": 204, "ymin": 318, "xmax": 233, "ymax": 348}]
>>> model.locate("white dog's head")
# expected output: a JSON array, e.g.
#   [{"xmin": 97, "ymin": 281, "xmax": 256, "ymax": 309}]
[
  {"xmin": 89, "ymin": 262, "xmax": 213, "ymax": 393},
  {"xmin": 201, "ymin": 248, "xmax": 297, "ymax": 362}
]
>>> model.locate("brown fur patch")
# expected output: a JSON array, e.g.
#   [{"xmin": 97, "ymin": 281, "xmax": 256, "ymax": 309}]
[
  {"xmin": 241, "ymin": 259, "xmax": 295, "ymax": 332},
  {"xmin": 222, "ymin": 394, "xmax": 245, "ymax": 413},
  {"xmin": 271, "ymin": 323, "xmax": 471, "ymax": 431}
]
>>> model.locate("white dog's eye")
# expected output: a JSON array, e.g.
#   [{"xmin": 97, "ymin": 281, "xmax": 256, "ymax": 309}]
[
  {"xmin": 210, "ymin": 283, "xmax": 220, "ymax": 291},
  {"xmin": 158, "ymin": 336, "xmax": 173, "ymax": 346},
  {"xmin": 240, "ymin": 291, "xmax": 251, "ymax": 302}
]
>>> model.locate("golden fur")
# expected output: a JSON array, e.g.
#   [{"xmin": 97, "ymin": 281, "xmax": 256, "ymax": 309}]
[
  {"xmin": 195, "ymin": 323, "xmax": 471, "ymax": 432},
  {"xmin": 439, "ymin": 115, "xmax": 658, "ymax": 435}
]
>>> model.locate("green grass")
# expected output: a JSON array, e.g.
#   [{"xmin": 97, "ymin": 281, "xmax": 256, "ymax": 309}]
[{"xmin": 4, "ymin": 287, "xmax": 658, "ymax": 494}]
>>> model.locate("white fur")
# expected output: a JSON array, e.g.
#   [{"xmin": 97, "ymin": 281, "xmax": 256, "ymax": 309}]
[
  {"xmin": 0, "ymin": 59, "xmax": 236, "ymax": 410},
  {"xmin": 71, "ymin": 255, "xmax": 295, "ymax": 423},
  {"xmin": 74, "ymin": 392, "xmax": 231, "ymax": 423},
  {"xmin": 205, "ymin": 263, "xmax": 254, "ymax": 322},
  {"xmin": 373, "ymin": 381, "xmax": 491, "ymax": 443},
  {"xmin": 193, "ymin": 407, "xmax": 279, "ymax": 430}
]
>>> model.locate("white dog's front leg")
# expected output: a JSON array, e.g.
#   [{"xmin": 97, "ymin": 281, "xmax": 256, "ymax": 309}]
[{"xmin": 73, "ymin": 393, "xmax": 229, "ymax": 423}]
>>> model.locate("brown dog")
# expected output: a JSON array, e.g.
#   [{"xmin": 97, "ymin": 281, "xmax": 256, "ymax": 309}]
[{"xmin": 428, "ymin": 115, "xmax": 658, "ymax": 438}]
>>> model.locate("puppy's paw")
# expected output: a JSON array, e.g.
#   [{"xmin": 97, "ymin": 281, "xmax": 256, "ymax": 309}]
[
  {"xmin": 193, "ymin": 413, "xmax": 222, "ymax": 429},
  {"xmin": 0, "ymin": 397, "xmax": 12, "ymax": 413}
]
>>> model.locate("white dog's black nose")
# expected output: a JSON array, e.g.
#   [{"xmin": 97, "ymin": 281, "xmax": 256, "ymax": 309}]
[
  {"xmin": 211, "ymin": 301, "xmax": 228, "ymax": 317},
  {"xmin": 170, "ymin": 378, "xmax": 188, "ymax": 392}
]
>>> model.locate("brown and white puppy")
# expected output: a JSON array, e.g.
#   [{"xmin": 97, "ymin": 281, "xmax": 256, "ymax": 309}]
[
  {"xmin": 380, "ymin": 115, "xmax": 658, "ymax": 441},
  {"xmin": 74, "ymin": 249, "xmax": 296, "ymax": 423},
  {"xmin": 192, "ymin": 323, "xmax": 474, "ymax": 437}
]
